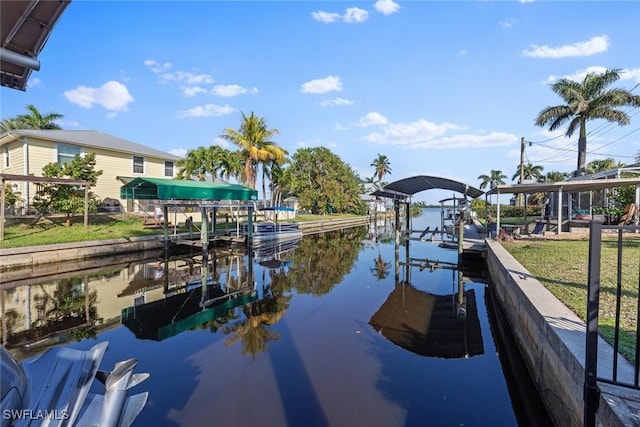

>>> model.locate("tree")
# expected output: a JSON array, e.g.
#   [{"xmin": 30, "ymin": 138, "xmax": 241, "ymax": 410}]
[
  {"xmin": 544, "ymin": 171, "xmax": 568, "ymax": 182},
  {"xmin": 477, "ymin": 170, "xmax": 506, "ymax": 190},
  {"xmin": 585, "ymin": 158, "xmax": 624, "ymax": 174},
  {"xmin": 33, "ymin": 153, "xmax": 103, "ymax": 225},
  {"xmin": 511, "ymin": 163, "xmax": 544, "ymax": 182},
  {"xmin": 287, "ymin": 147, "xmax": 365, "ymax": 214},
  {"xmin": 176, "ymin": 146, "xmax": 209, "ymax": 181},
  {"xmin": 220, "ymin": 112, "xmax": 284, "ymax": 195},
  {"xmin": 15, "ymin": 104, "xmax": 63, "ymax": 129},
  {"xmin": 371, "ymin": 154, "xmax": 392, "ymax": 184},
  {"xmin": 534, "ymin": 68, "xmax": 640, "ymax": 176}
]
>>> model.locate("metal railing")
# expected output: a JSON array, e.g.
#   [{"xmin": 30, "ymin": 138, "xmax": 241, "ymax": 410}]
[{"xmin": 584, "ymin": 221, "xmax": 640, "ymax": 426}]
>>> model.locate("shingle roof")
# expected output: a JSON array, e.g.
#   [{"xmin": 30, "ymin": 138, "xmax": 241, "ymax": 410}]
[{"xmin": 1, "ymin": 130, "xmax": 182, "ymax": 160}]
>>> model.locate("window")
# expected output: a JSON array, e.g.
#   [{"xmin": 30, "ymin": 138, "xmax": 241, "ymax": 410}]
[
  {"xmin": 133, "ymin": 156, "xmax": 144, "ymax": 174},
  {"xmin": 2, "ymin": 146, "xmax": 8, "ymax": 168},
  {"xmin": 57, "ymin": 144, "xmax": 82, "ymax": 165},
  {"xmin": 164, "ymin": 161, "xmax": 174, "ymax": 177}
]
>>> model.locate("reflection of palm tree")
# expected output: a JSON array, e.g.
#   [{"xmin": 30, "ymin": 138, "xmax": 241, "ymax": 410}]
[
  {"xmin": 223, "ymin": 319, "xmax": 280, "ymax": 358},
  {"xmin": 371, "ymin": 253, "xmax": 391, "ymax": 280}
]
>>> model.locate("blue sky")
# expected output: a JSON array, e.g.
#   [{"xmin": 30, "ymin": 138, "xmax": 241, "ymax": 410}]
[{"xmin": 2, "ymin": 0, "xmax": 639, "ymax": 203}]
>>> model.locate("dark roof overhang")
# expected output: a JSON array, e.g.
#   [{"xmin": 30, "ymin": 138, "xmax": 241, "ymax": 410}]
[
  {"xmin": 372, "ymin": 175, "xmax": 484, "ymax": 199},
  {"xmin": 1, "ymin": 0, "xmax": 71, "ymax": 91}
]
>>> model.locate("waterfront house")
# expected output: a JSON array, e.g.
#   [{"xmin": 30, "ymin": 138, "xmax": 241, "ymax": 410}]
[{"xmin": 0, "ymin": 129, "xmax": 181, "ymax": 213}]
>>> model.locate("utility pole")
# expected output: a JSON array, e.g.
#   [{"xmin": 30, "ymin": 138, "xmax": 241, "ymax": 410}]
[{"xmin": 519, "ymin": 137, "xmax": 525, "ymax": 207}]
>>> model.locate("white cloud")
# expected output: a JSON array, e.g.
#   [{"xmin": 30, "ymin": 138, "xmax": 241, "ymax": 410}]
[
  {"xmin": 344, "ymin": 7, "xmax": 369, "ymax": 23},
  {"xmin": 301, "ymin": 75, "xmax": 342, "ymax": 94},
  {"xmin": 362, "ymin": 119, "xmax": 470, "ymax": 146},
  {"xmin": 311, "ymin": 11, "xmax": 341, "ymax": 23},
  {"xmin": 522, "ymin": 35, "xmax": 609, "ymax": 58},
  {"xmin": 374, "ymin": 0, "xmax": 400, "ymax": 15},
  {"xmin": 145, "ymin": 59, "xmax": 216, "ymax": 97},
  {"xmin": 458, "ymin": 50, "xmax": 468, "ymax": 56},
  {"xmin": 58, "ymin": 120, "xmax": 80, "ymax": 128},
  {"xmin": 621, "ymin": 68, "xmax": 640, "ymax": 83},
  {"xmin": 64, "ymin": 81, "xmax": 134, "ymax": 111},
  {"xmin": 543, "ymin": 66, "xmax": 640, "ymax": 85},
  {"xmin": 177, "ymin": 104, "xmax": 235, "ymax": 118},
  {"xmin": 319, "ymin": 97, "xmax": 354, "ymax": 107},
  {"xmin": 409, "ymin": 132, "xmax": 517, "ymax": 149},
  {"xmin": 211, "ymin": 84, "xmax": 259, "ymax": 97},
  {"xmin": 212, "ymin": 136, "xmax": 230, "ymax": 149},
  {"xmin": 500, "ymin": 18, "xmax": 518, "ymax": 29},
  {"xmin": 544, "ymin": 66, "xmax": 607, "ymax": 84},
  {"xmin": 312, "ymin": 7, "xmax": 368, "ymax": 23},
  {"xmin": 357, "ymin": 112, "xmax": 388, "ymax": 127},
  {"xmin": 144, "ymin": 59, "xmax": 171, "ymax": 74},
  {"xmin": 26, "ymin": 77, "xmax": 42, "ymax": 88},
  {"xmin": 334, "ymin": 123, "xmax": 349, "ymax": 131},
  {"xmin": 183, "ymin": 86, "xmax": 208, "ymax": 97},
  {"xmin": 169, "ymin": 148, "xmax": 187, "ymax": 157}
]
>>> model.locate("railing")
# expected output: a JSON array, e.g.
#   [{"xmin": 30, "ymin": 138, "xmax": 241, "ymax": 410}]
[{"xmin": 584, "ymin": 221, "xmax": 640, "ymax": 427}]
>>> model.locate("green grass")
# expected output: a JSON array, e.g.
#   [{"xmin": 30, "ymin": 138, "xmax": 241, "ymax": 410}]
[
  {"xmin": 503, "ymin": 235, "xmax": 640, "ymax": 361},
  {"xmin": 0, "ymin": 215, "xmax": 162, "ymax": 249},
  {"xmin": 0, "ymin": 213, "xmax": 368, "ymax": 249}
]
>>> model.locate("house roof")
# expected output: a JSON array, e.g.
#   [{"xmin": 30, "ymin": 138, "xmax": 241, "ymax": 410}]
[
  {"xmin": 120, "ymin": 177, "xmax": 258, "ymax": 201},
  {"xmin": 372, "ymin": 175, "xmax": 484, "ymax": 200},
  {"xmin": 485, "ymin": 177, "xmax": 640, "ymax": 195},
  {"xmin": 0, "ymin": 130, "xmax": 182, "ymax": 161},
  {"xmin": 1, "ymin": 0, "xmax": 71, "ymax": 91}
]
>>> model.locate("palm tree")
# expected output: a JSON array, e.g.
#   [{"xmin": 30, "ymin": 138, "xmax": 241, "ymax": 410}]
[
  {"xmin": 585, "ymin": 158, "xmax": 624, "ymax": 174},
  {"xmin": 217, "ymin": 149, "xmax": 244, "ymax": 182},
  {"xmin": 544, "ymin": 170, "xmax": 568, "ymax": 182},
  {"xmin": 0, "ymin": 118, "xmax": 23, "ymax": 133},
  {"xmin": 477, "ymin": 170, "xmax": 507, "ymax": 190},
  {"xmin": 176, "ymin": 146, "xmax": 209, "ymax": 180},
  {"xmin": 371, "ymin": 154, "xmax": 392, "ymax": 184},
  {"xmin": 15, "ymin": 104, "xmax": 63, "ymax": 129},
  {"xmin": 511, "ymin": 163, "xmax": 544, "ymax": 182},
  {"xmin": 220, "ymin": 112, "xmax": 284, "ymax": 192},
  {"xmin": 534, "ymin": 68, "xmax": 640, "ymax": 176}
]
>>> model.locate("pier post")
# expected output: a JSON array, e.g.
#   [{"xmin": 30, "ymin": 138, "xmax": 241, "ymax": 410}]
[
  {"xmin": 394, "ymin": 200, "xmax": 400, "ymax": 247},
  {"xmin": 247, "ymin": 205, "xmax": 253, "ymax": 248},
  {"xmin": 201, "ymin": 207, "xmax": 208, "ymax": 248}
]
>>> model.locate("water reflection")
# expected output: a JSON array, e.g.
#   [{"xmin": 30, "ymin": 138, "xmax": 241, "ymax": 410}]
[
  {"xmin": 0, "ymin": 217, "xmax": 551, "ymax": 426},
  {"xmin": 369, "ymin": 275, "xmax": 484, "ymax": 359},
  {"xmin": 1, "ymin": 228, "xmax": 368, "ymax": 361}
]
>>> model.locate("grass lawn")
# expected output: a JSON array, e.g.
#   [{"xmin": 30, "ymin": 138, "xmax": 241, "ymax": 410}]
[
  {"xmin": 503, "ymin": 234, "xmax": 640, "ymax": 362},
  {"xmin": 0, "ymin": 213, "xmax": 367, "ymax": 249}
]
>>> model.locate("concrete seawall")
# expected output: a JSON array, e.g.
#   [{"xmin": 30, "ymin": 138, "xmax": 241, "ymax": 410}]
[
  {"xmin": 0, "ymin": 217, "xmax": 370, "ymax": 272},
  {"xmin": 486, "ymin": 239, "xmax": 640, "ymax": 426}
]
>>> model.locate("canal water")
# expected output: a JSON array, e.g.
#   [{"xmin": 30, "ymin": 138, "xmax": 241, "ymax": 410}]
[{"xmin": 1, "ymin": 209, "xmax": 553, "ymax": 426}]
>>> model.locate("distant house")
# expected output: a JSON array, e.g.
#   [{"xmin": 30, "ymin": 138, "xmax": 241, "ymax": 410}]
[{"xmin": 0, "ymin": 130, "xmax": 181, "ymax": 213}]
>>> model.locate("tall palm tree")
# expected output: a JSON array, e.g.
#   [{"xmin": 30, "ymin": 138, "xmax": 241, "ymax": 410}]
[
  {"xmin": 371, "ymin": 154, "xmax": 392, "ymax": 184},
  {"xmin": 477, "ymin": 170, "xmax": 506, "ymax": 190},
  {"xmin": 535, "ymin": 68, "xmax": 640, "ymax": 176},
  {"xmin": 16, "ymin": 104, "xmax": 63, "ymax": 129},
  {"xmin": 511, "ymin": 163, "xmax": 544, "ymax": 182},
  {"xmin": 220, "ymin": 112, "xmax": 284, "ymax": 191}
]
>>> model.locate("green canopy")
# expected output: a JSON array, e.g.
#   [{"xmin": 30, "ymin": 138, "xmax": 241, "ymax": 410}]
[{"xmin": 120, "ymin": 177, "xmax": 257, "ymax": 201}]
